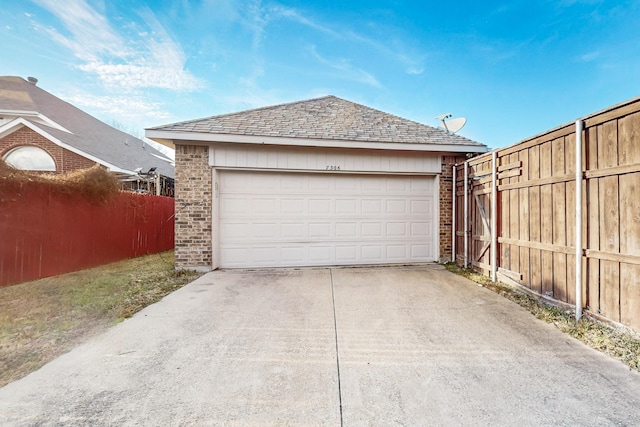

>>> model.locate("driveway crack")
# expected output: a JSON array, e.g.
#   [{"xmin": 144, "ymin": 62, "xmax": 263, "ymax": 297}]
[{"xmin": 329, "ymin": 268, "xmax": 344, "ymax": 427}]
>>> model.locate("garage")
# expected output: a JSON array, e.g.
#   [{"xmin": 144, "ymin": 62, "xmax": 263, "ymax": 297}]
[
  {"xmin": 146, "ymin": 95, "xmax": 487, "ymax": 270},
  {"xmin": 218, "ymin": 170, "xmax": 437, "ymax": 268}
]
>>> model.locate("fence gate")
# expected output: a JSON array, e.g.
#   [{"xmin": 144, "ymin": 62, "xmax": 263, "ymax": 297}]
[
  {"xmin": 454, "ymin": 153, "xmax": 504, "ymax": 280},
  {"xmin": 468, "ymin": 157, "xmax": 494, "ymax": 274}
]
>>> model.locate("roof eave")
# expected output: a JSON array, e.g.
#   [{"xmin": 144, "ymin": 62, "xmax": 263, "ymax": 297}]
[
  {"xmin": 0, "ymin": 109, "xmax": 72, "ymax": 133},
  {"xmin": 145, "ymin": 130, "xmax": 487, "ymax": 153}
]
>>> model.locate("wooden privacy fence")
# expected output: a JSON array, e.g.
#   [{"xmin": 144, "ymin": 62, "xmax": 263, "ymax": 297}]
[
  {"xmin": 454, "ymin": 96, "xmax": 640, "ymax": 331},
  {"xmin": 0, "ymin": 183, "xmax": 175, "ymax": 286}
]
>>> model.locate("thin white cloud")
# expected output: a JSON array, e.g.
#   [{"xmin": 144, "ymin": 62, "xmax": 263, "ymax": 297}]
[
  {"xmin": 269, "ymin": 5, "xmax": 340, "ymax": 38},
  {"xmin": 32, "ymin": 0, "xmax": 128, "ymax": 61},
  {"xmin": 270, "ymin": 4, "xmax": 426, "ymax": 76},
  {"xmin": 62, "ymin": 91, "xmax": 172, "ymax": 123},
  {"xmin": 245, "ymin": 0, "xmax": 269, "ymax": 49},
  {"xmin": 579, "ymin": 50, "xmax": 600, "ymax": 62},
  {"xmin": 238, "ymin": 63, "xmax": 265, "ymax": 91},
  {"xmin": 308, "ymin": 45, "xmax": 382, "ymax": 88},
  {"xmin": 30, "ymin": 0, "xmax": 202, "ymax": 91}
]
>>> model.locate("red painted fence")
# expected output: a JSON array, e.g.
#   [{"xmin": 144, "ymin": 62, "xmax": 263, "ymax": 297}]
[{"xmin": 0, "ymin": 181, "xmax": 174, "ymax": 286}]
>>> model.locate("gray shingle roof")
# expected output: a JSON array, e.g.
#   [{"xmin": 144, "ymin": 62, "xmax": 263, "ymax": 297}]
[
  {"xmin": 149, "ymin": 95, "xmax": 484, "ymax": 147},
  {"xmin": 0, "ymin": 76, "xmax": 173, "ymax": 178}
]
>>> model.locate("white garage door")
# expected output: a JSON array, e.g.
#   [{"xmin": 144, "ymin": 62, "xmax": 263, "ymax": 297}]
[{"xmin": 218, "ymin": 171, "xmax": 437, "ymax": 268}]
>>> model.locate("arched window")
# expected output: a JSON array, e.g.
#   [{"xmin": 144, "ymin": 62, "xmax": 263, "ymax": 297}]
[{"xmin": 2, "ymin": 146, "xmax": 56, "ymax": 171}]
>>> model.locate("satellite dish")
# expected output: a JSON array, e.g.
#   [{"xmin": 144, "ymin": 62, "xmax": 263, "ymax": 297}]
[
  {"xmin": 445, "ymin": 117, "xmax": 466, "ymax": 133},
  {"xmin": 436, "ymin": 113, "xmax": 467, "ymax": 134}
]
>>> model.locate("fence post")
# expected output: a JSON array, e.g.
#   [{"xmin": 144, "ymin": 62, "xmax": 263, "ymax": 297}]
[
  {"xmin": 491, "ymin": 151, "xmax": 498, "ymax": 282},
  {"xmin": 575, "ymin": 120, "xmax": 584, "ymax": 320},
  {"xmin": 452, "ymin": 164, "xmax": 457, "ymax": 263},
  {"xmin": 464, "ymin": 161, "xmax": 469, "ymax": 268}
]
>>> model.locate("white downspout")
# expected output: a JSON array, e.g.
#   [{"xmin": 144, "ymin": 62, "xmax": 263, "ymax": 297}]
[
  {"xmin": 575, "ymin": 120, "xmax": 584, "ymax": 320},
  {"xmin": 452, "ymin": 164, "xmax": 457, "ymax": 263},
  {"xmin": 464, "ymin": 161, "xmax": 469, "ymax": 269},
  {"xmin": 491, "ymin": 151, "xmax": 498, "ymax": 282}
]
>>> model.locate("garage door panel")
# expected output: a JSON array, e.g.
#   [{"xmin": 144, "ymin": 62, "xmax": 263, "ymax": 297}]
[
  {"xmin": 361, "ymin": 223, "xmax": 382, "ymax": 237},
  {"xmin": 309, "ymin": 246, "xmax": 332, "ymax": 261},
  {"xmin": 411, "ymin": 244, "xmax": 431, "ymax": 258},
  {"xmin": 221, "ymin": 248, "xmax": 249, "ymax": 265},
  {"xmin": 308, "ymin": 175, "xmax": 332, "ymax": 191},
  {"xmin": 411, "ymin": 222, "xmax": 430, "ymax": 236},
  {"xmin": 335, "ymin": 245, "xmax": 357, "ymax": 260},
  {"xmin": 386, "ymin": 222, "xmax": 408, "ymax": 237},
  {"xmin": 411, "ymin": 200, "xmax": 429, "ymax": 214},
  {"xmin": 387, "ymin": 245, "xmax": 408, "ymax": 259},
  {"xmin": 218, "ymin": 171, "xmax": 436, "ymax": 267},
  {"xmin": 252, "ymin": 223, "xmax": 277, "ymax": 238},
  {"xmin": 336, "ymin": 222, "xmax": 357, "ymax": 238},
  {"xmin": 281, "ymin": 199, "xmax": 304, "ymax": 214},
  {"xmin": 281, "ymin": 223, "xmax": 305, "ymax": 238},
  {"xmin": 362, "ymin": 245, "xmax": 383, "ymax": 261},
  {"xmin": 309, "ymin": 199, "xmax": 331, "ymax": 213},
  {"xmin": 362, "ymin": 199, "xmax": 382, "ymax": 214},
  {"xmin": 335, "ymin": 199, "xmax": 357, "ymax": 214},
  {"xmin": 338, "ymin": 177, "xmax": 359, "ymax": 192},
  {"xmin": 253, "ymin": 198, "xmax": 277, "ymax": 213},
  {"xmin": 362, "ymin": 178, "xmax": 385, "ymax": 192},
  {"xmin": 386, "ymin": 200, "xmax": 407, "ymax": 214},
  {"xmin": 281, "ymin": 247, "xmax": 304, "ymax": 263},
  {"xmin": 309, "ymin": 223, "xmax": 331, "ymax": 238},
  {"xmin": 222, "ymin": 198, "xmax": 249, "ymax": 214},
  {"xmin": 220, "ymin": 223, "xmax": 248, "ymax": 240}
]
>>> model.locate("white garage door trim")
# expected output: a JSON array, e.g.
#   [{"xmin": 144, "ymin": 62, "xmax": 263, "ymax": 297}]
[{"xmin": 213, "ymin": 170, "xmax": 439, "ymax": 268}]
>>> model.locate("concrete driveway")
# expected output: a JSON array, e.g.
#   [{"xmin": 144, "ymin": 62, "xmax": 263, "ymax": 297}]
[{"xmin": 1, "ymin": 265, "xmax": 640, "ymax": 426}]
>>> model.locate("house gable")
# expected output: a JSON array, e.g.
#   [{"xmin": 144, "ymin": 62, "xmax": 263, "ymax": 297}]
[
  {"xmin": 0, "ymin": 125, "xmax": 95, "ymax": 172},
  {"xmin": 0, "ymin": 119, "xmax": 126, "ymax": 173}
]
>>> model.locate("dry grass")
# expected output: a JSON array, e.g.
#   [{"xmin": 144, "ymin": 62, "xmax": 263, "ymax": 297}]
[
  {"xmin": 0, "ymin": 159, "xmax": 119, "ymax": 203},
  {"xmin": 0, "ymin": 251, "xmax": 202, "ymax": 387},
  {"xmin": 445, "ymin": 263, "xmax": 640, "ymax": 372}
]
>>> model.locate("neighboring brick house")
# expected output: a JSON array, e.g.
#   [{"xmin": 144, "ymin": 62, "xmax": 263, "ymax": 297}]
[
  {"xmin": 147, "ymin": 96, "xmax": 486, "ymax": 270},
  {"xmin": 0, "ymin": 76, "xmax": 174, "ymax": 194}
]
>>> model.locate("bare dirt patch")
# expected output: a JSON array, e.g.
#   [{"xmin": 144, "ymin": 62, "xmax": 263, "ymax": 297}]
[{"xmin": 0, "ymin": 251, "xmax": 202, "ymax": 387}]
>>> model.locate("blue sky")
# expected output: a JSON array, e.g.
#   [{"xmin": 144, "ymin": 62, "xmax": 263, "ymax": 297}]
[{"xmin": 2, "ymin": 0, "xmax": 639, "ymax": 150}]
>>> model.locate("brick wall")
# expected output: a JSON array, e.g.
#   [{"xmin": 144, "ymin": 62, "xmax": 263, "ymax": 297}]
[
  {"xmin": 439, "ymin": 155, "xmax": 466, "ymax": 262},
  {"xmin": 0, "ymin": 127, "xmax": 95, "ymax": 172},
  {"xmin": 174, "ymin": 144, "xmax": 212, "ymax": 269}
]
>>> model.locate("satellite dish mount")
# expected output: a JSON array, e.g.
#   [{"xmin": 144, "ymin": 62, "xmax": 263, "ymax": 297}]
[{"xmin": 436, "ymin": 113, "xmax": 467, "ymax": 134}]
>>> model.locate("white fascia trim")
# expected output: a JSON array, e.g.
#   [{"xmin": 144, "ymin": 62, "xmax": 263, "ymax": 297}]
[
  {"xmin": 150, "ymin": 152, "xmax": 175, "ymax": 166},
  {"xmin": 0, "ymin": 110, "xmax": 72, "ymax": 133},
  {"xmin": 0, "ymin": 119, "xmax": 134, "ymax": 175},
  {"xmin": 146, "ymin": 130, "xmax": 488, "ymax": 153}
]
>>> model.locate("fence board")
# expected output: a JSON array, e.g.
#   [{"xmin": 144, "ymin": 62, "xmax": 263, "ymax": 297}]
[
  {"xmin": 620, "ymin": 264, "xmax": 640, "ymax": 328},
  {"xmin": 566, "ymin": 179, "xmax": 577, "ymax": 305},
  {"xmin": 619, "ymin": 111, "xmax": 640, "ymax": 164},
  {"xmin": 529, "ymin": 183, "xmax": 542, "ymax": 294},
  {"xmin": 600, "ymin": 261, "xmax": 620, "ymax": 322},
  {"xmin": 619, "ymin": 173, "xmax": 640, "ymax": 254},
  {"xmin": 509, "ymin": 186, "xmax": 520, "ymax": 276},
  {"xmin": 519, "ymin": 186, "xmax": 530, "ymax": 288},
  {"xmin": 599, "ymin": 176, "xmax": 620, "ymax": 252},
  {"xmin": 599, "ymin": 120, "xmax": 618, "ymax": 168}
]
